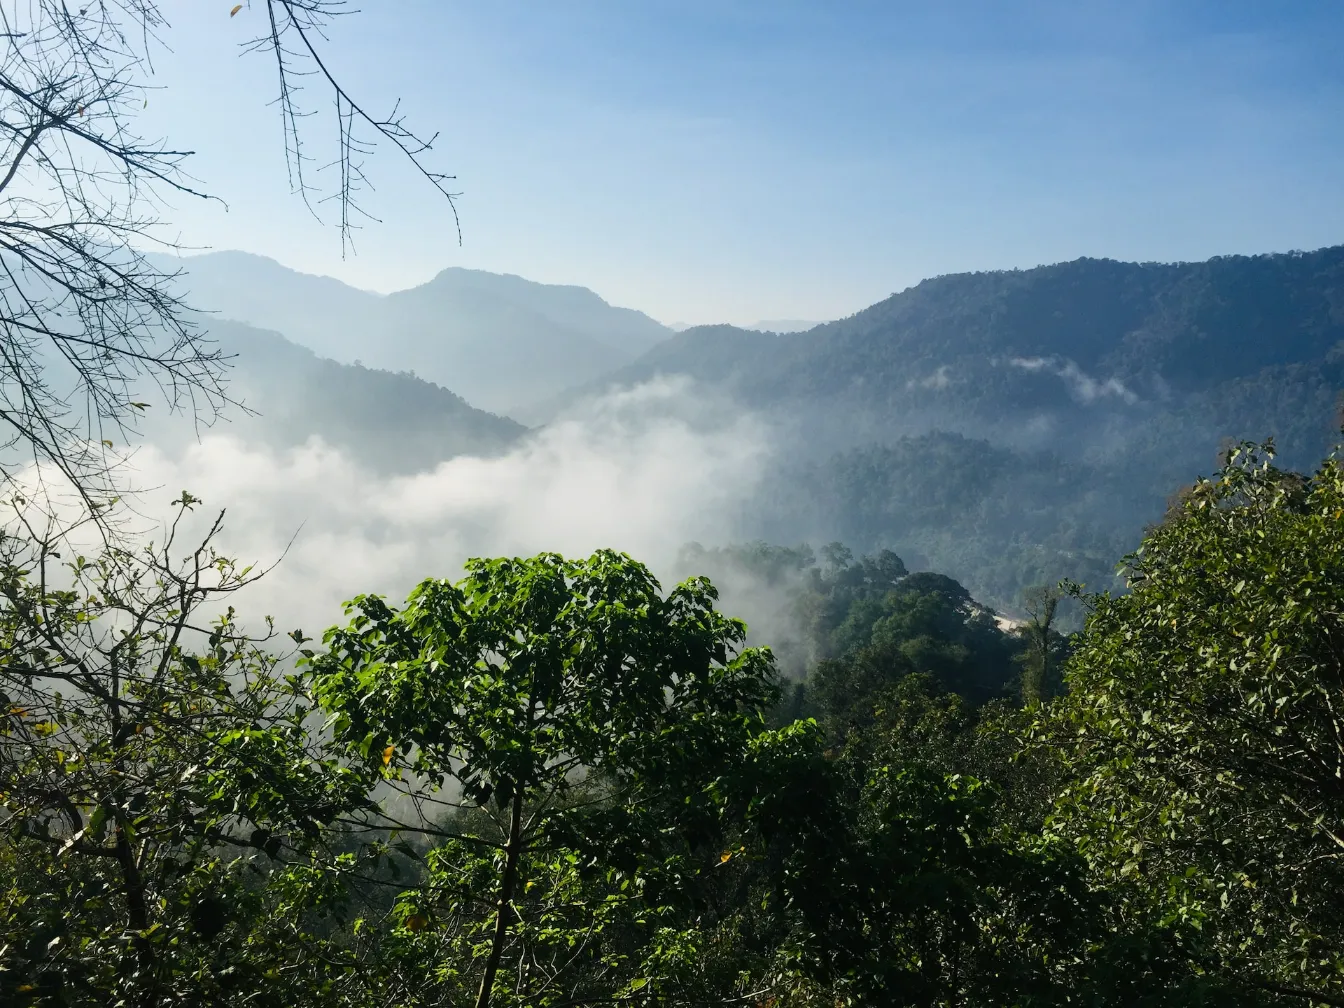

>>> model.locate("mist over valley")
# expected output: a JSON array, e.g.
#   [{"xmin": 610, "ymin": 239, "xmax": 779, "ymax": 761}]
[
  {"xmin": 140, "ymin": 244, "xmax": 1344, "ymax": 625},
  {"xmin": 10, "ymin": 6, "xmax": 1344, "ymax": 1004}
]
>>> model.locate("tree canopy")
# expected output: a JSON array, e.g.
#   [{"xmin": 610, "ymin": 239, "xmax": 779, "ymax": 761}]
[{"xmin": 8, "ymin": 440, "xmax": 1344, "ymax": 1005}]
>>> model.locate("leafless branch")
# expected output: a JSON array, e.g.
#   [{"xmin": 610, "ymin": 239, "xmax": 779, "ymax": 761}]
[
  {"xmin": 0, "ymin": 1, "xmax": 458, "ymax": 512},
  {"xmin": 242, "ymin": 0, "xmax": 461, "ymax": 254}
]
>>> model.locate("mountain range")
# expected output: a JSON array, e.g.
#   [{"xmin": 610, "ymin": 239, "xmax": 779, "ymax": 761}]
[
  {"xmin": 547, "ymin": 246, "xmax": 1344, "ymax": 610},
  {"xmin": 744, "ymin": 319, "xmax": 825, "ymax": 333},
  {"xmin": 157, "ymin": 251, "xmax": 672, "ymax": 416},
  {"xmin": 149, "ymin": 243, "xmax": 1344, "ymax": 614},
  {"xmin": 576, "ymin": 248, "xmax": 1344, "ymax": 464}
]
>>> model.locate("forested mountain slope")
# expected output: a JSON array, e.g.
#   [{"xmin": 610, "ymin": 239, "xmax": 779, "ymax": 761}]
[
  {"xmin": 159, "ymin": 251, "xmax": 674, "ymax": 415},
  {"xmin": 598, "ymin": 247, "xmax": 1344, "ymax": 613},
  {"xmin": 588, "ymin": 246, "xmax": 1344, "ymax": 468},
  {"xmin": 139, "ymin": 320, "xmax": 526, "ymax": 473},
  {"xmin": 155, "ymin": 247, "xmax": 1344, "ymax": 615}
]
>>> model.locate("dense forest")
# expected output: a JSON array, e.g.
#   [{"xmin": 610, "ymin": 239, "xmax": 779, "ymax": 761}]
[
  {"xmin": 693, "ymin": 247, "xmax": 1344, "ymax": 613},
  {"xmin": 20, "ymin": 236, "xmax": 1344, "ymax": 1007},
  {"xmin": 7, "ymin": 438, "xmax": 1344, "ymax": 1006},
  {"xmin": 2, "ymin": 5, "xmax": 1343, "ymax": 1003}
]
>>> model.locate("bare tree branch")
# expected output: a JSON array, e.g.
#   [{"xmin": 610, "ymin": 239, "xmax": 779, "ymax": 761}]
[
  {"xmin": 0, "ymin": 1, "xmax": 457, "ymax": 511},
  {"xmin": 242, "ymin": 0, "xmax": 461, "ymax": 253}
]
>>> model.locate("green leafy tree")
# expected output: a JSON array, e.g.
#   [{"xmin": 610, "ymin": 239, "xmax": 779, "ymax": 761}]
[
  {"xmin": 744, "ymin": 719, "xmax": 1097, "ymax": 1007},
  {"xmin": 1039, "ymin": 441, "xmax": 1344, "ymax": 1004},
  {"xmin": 808, "ymin": 567, "xmax": 1018, "ymax": 708},
  {"xmin": 310, "ymin": 550, "xmax": 779, "ymax": 1008},
  {"xmin": 0, "ymin": 493, "xmax": 373, "ymax": 1007},
  {"xmin": 1014, "ymin": 584, "xmax": 1068, "ymax": 704},
  {"xmin": 802, "ymin": 546, "xmax": 908, "ymax": 657}
]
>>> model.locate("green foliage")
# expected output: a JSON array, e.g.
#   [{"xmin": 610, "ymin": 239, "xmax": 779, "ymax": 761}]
[
  {"xmin": 15, "ymin": 434, "xmax": 1344, "ymax": 1005},
  {"xmin": 733, "ymin": 677, "xmax": 1113, "ymax": 1007},
  {"xmin": 0, "ymin": 495, "xmax": 374, "ymax": 1007},
  {"xmin": 1040, "ymin": 440, "xmax": 1344, "ymax": 1004},
  {"xmin": 803, "ymin": 545, "xmax": 907, "ymax": 654},
  {"xmin": 679, "ymin": 539, "xmax": 1023, "ymax": 700},
  {"xmin": 780, "ymin": 762, "xmax": 1091, "ymax": 1006},
  {"xmin": 1014, "ymin": 585, "xmax": 1069, "ymax": 704},
  {"xmin": 803, "ymin": 562, "xmax": 1022, "ymax": 718},
  {"xmin": 310, "ymin": 549, "xmax": 782, "ymax": 1007}
]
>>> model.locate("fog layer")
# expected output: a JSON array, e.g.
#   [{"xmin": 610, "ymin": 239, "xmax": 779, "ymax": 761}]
[{"xmin": 125, "ymin": 377, "xmax": 773, "ymax": 631}]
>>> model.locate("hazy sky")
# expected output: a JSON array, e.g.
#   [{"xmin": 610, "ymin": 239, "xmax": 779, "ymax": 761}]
[{"xmin": 147, "ymin": 1, "xmax": 1344, "ymax": 326}]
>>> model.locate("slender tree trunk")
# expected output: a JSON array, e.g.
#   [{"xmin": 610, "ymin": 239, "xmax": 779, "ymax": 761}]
[
  {"xmin": 114, "ymin": 811, "xmax": 157, "ymax": 1008},
  {"xmin": 108, "ymin": 663, "xmax": 156, "ymax": 1008},
  {"xmin": 1028, "ymin": 626, "xmax": 1048, "ymax": 704},
  {"xmin": 1039, "ymin": 625, "xmax": 1050, "ymax": 701},
  {"xmin": 474, "ymin": 786, "xmax": 526, "ymax": 1008},
  {"xmin": 1020, "ymin": 588, "xmax": 1058, "ymax": 705}
]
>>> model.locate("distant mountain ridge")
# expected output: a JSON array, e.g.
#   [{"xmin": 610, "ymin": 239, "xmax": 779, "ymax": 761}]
[
  {"xmin": 157, "ymin": 251, "xmax": 674, "ymax": 416},
  {"xmin": 148, "ymin": 244, "xmax": 1344, "ymax": 614},
  {"xmin": 580, "ymin": 246, "xmax": 1344, "ymax": 463},
  {"xmin": 745, "ymin": 319, "xmax": 824, "ymax": 333},
  {"xmin": 542, "ymin": 245, "xmax": 1344, "ymax": 612},
  {"xmin": 139, "ymin": 318, "xmax": 526, "ymax": 474}
]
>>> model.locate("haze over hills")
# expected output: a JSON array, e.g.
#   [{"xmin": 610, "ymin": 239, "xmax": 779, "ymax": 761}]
[
  {"xmin": 143, "ymin": 243, "xmax": 1344, "ymax": 615},
  {"xmin": 546, "ymin": 245, "xmax": 1344, "ymax": 610},
  {"xmin": 138, "ymin": 319, "xmax": 526, "ymax": 474},
  {"xmin": 666, "ymin": 319, "xmax": 826, "ymax": 334},
  {"xmin": 158, "ymin": 251, "xmax": 674, "ymax": 415},
  {"xmin": 581, "ymin": 247, "xmax": 1344, "ymax": 466},
  {"xmin": 745, "ymin": 319, "xmax": 824, "ymax": 333}
]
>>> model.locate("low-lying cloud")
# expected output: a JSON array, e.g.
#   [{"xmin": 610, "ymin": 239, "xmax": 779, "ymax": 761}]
[
  {"xmin": 1008, "ymin": 356, "xmax": 1138, "ymax": 405},
  {"xmin": 907, "ymin": 365, "xmax": 952, "ymax": 390},
  {"xmin": 114, "ymin": 377, "xmax": 774, "ymax": 634}
]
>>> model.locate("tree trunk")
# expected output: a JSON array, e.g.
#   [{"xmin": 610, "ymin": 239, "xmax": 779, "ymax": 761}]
[
  {"xmin": 109, "ymin": 665, "xmax": 156, "ymax": 1007},
  {"xmin": 474, "ymin": 786, "xmax": 526, "ymax": 1008},
  {"xmin": 114, "ymin": 811, "xmax": 156, "ymax": 1008}
]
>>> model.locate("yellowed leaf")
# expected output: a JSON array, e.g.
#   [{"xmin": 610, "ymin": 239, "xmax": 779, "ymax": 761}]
[{"xmin": 382, "ymin": 745, "xmax": 394, "ymax": 766}]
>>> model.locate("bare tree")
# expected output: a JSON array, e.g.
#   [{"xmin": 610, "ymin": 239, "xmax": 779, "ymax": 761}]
[{"xmin": 0, "ymin": 1, "xmax": 455, "ymax": 506}]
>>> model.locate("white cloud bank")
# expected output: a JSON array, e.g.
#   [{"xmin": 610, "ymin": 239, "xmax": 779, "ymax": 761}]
[{"xmin": 119, "ymin": 378, "xmax": 774, "ymax": 633}]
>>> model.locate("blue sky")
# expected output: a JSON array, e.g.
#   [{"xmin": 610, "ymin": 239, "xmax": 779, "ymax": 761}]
[{"xmin": 148, "ymin": 1, "xmax": 1344, "ymax": 325}]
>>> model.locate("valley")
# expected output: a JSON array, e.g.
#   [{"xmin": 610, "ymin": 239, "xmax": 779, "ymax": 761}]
[
  {"xmin": 7, "ymin": 7, "xmax": 1344, "ymax": 1005},
  {"xmin": 156, "ymin": 244, "xmax": 1344, "ymax": 616}
]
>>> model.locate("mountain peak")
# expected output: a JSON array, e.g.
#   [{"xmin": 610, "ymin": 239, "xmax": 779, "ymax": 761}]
[{"xmin": 157, "ymin": 251, "xmax": 674, "ymax": 415}]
